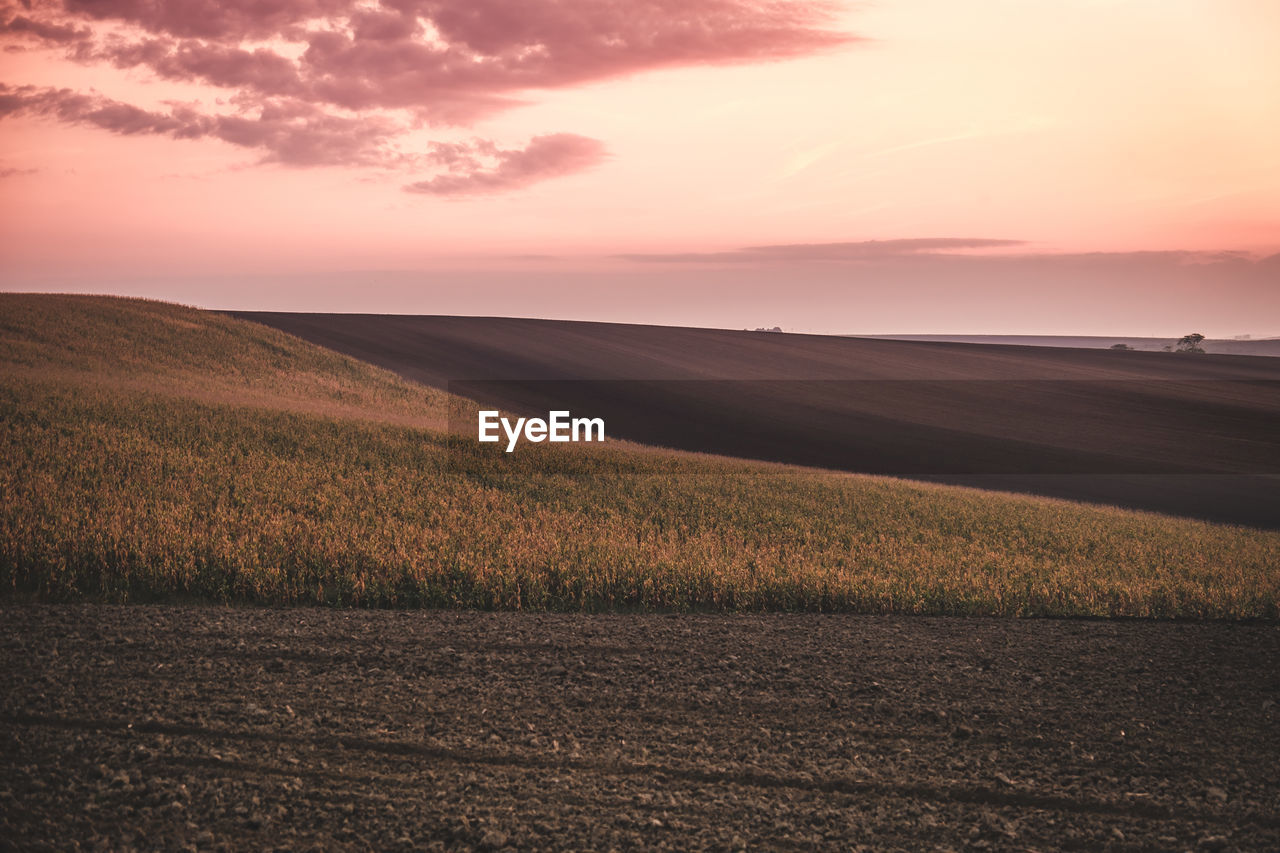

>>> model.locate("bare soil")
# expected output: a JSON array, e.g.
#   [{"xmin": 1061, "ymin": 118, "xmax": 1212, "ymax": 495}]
[{"xmin": 2, "ymin": 606, "xmax": 1278, "ymax": 852}]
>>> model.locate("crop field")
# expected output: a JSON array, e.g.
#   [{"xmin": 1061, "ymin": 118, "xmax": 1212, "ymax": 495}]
[
  {"xmin": 243, "ymin": 311, "xmax": 1280, "ymax": 529},
  {"xmin": 2, "ymin": 294, "xmax": 1277, "ymax": 617}
]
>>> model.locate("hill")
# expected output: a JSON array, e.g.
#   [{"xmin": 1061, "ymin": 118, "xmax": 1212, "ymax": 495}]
[
  {"xmin": 235, "ymin": 312, "xmax": 1280, "ymax": 528},
  {"xmin": 3, "ymin": 294, "xmax": 1277, "ymax": 616}
]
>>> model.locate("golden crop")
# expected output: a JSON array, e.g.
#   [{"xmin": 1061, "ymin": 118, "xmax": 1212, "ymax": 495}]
[{"xmin": 2, "ymin": 294, "xmax": 1276, "ymax": 616}]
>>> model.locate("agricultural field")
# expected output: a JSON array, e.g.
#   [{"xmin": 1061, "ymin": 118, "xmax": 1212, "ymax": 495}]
[
  {"xmin": 2, "ymin": 293, "xmax": 1277, "ymax": 617},
  {"xmin": 3, "ymin": 605, "xmax": 1278, "ymax": 851},
  {"xmin": 3, "ymin": 294, "xmax": 1279, "ymax": 851},
  {"xmin": 241, "ymin": 310, "xmax": 1280, "ymax": 529}
]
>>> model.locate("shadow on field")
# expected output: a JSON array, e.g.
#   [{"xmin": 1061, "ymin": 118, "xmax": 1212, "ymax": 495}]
[{"xmin": 235, "ymin": 313, "xmax": 1280, "ymax": 528}]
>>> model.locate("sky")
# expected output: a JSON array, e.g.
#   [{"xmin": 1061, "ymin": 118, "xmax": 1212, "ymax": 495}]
[{"xmin": 1, "ymin": 0, "xmax": 1277, "ymax": 336}]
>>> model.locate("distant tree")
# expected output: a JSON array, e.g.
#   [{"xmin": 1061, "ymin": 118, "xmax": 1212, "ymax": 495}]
[
  {"xmin": 1176, "ymin": 333, "xmax": 1206, "ymax": 354},
  {"xmin": 1109, "ymin": 343, "xmax": 1132, "ymax": 350}
]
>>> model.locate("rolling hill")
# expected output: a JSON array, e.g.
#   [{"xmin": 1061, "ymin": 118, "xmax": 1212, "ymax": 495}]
[
  {"xmin": 2, "ymin": 294, "xmax": 1277, "ymax": 616},
  {"xmin": 236, "ymin": 312, "xmax": 1280, "ymax": 529}
]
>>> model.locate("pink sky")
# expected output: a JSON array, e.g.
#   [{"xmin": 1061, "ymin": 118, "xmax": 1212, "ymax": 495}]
[{"xmin": 1, "ymin": 0, "xmax": 1277, "ymax": 335}]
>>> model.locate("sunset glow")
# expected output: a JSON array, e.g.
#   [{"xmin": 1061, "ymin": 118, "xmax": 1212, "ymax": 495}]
[{"xmin": 1, "ymin": 0, "xmax": 1277, "ymax": 335}]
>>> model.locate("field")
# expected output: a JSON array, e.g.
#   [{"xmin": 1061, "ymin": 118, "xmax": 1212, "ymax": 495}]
[
  {"xmin": 4, "ymin": 294, "xmax": 1279, "ymax": 851},
  {"xmin": 3, "ymin": 605, "xmax": 1278, "ymax": 851},
  {"xmin": 238, "ymin": 311, "xmax": 1280, "ymax": 529},
  {"xmin": 3, "ymin": 294, "xmax": 1278, "ymax": 616}
]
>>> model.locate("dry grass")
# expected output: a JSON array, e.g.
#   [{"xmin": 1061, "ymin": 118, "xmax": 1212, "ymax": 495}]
[
  {"xmin": 0, "ymin": 293, "xmax": 452, "ymax": 427},
  {"xmin": 2, "ymin": 294, "xmax": 1276, "ymax": 616}
]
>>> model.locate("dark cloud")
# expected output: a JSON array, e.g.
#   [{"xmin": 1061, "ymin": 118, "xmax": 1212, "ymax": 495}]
[
  {"xmin": 348, "ymin": 7, "xmax": 421, "ymax": 41},
  {"xmin": 0, "ymin": 0, "xmax": 852, "ymax": 192},
  {"xmin": 293, "ymin": 0, "xmax": 853, "ymax": 115},
  {"xmin": 1, "ymin": 82, "xmax": 603, "ymax": 179},
  {"xmin": 405, "ymin": 134, "xmax": 606, "ymax": 195},
  {"xmin": 0, "ymin": 84, "xmax": 400, "ymax": 167},
  {"xmin": 1, "ymin": 13, "xmax": 90, "ymax": 43},
  {"xmin": 61, "ymin": 0, "xmax": 355, "ymax": 41},
  {"xmin": 104, "ymin": 40, "xmax": 304, "ymax": 95},
  {"xmin": 77, "ymin": 1, "xmax": 851, "ymax": 118},
  {"xmin": 621, "ymin": 238, "xmax": 1028, "ymax": 263}
]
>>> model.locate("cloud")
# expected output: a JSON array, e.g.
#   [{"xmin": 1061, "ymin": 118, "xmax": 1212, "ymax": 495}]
[
  {"xmin": 616, "ymin": 242, "xmax": 1280, "ymax": 299},
  {"xmin": 1, "ymin": 14, "xmax": 90, "ymax": 44},
  {"xmin": 0, "ymin": 82, "xmax": 603, "ymax": 182},
  {"xmin": 405, "ymin": 134, "xmax": 606, "ymax": 195},
  {"xmin": 104, "ymin": 40, "xmax": 305, "ymax": 95},
  {"xmin": 621, "ymin": 238, "xmax": 1028, "ymax": 263},
  {"xmin": 0, "ymin": 84, "xmax": 401, "ymax": 167},
  {"xmin": 76, "ymin": 1, "xmax": 852, "ymax": 118},
  {"xmin": 0, "ymin": 0, "xmax": 853, "ymax": 193},
  {"xmin": 61, "ymin": 0, "xmax": 355, "ymax": 41}
]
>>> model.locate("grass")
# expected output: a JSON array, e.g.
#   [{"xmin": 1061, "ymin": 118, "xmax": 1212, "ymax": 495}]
[{"xmin": 1, "ymin": 293, "xmax": 1276, "ymax": 616}]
